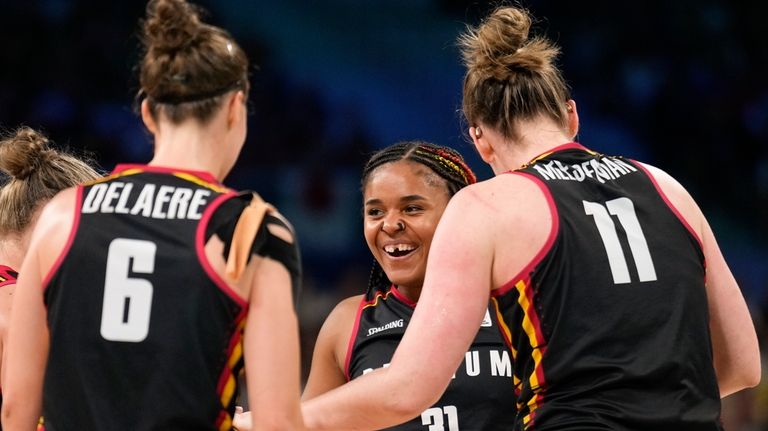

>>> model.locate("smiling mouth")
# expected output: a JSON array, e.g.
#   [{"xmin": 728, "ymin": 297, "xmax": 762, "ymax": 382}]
[{"xmin": 384, "ymin": 244, "xmax": 416, "ymax": 257}]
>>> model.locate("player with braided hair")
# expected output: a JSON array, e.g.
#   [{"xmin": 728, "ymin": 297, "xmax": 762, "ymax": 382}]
[
  {"xmin": 235, "ymin": 141, "xmax": 515, "ymax": 431},
  {"xmin": 302, "ymin": 5, "xmax": 759, "ymax": 431}
]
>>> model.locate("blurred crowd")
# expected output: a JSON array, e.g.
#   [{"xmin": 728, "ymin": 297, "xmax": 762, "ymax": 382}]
[{"xmin": 1, "ymin": 0, "xmax": 766, "ymax": 428}]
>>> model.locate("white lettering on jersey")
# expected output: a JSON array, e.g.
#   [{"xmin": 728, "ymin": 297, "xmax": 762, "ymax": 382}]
[
  {"xmin": 533, "ymin": 157, "xmax": 637, "ymax": 183},
  {"xmin": 82, "ymin": 182, "xmax": 210, "ymax": 220},
  {"xmin": 367, "ymin": 318, "xmax": 404, "ymax": 336},
  {"xmin": 490, "ymin": 349, "xmax": 512, "ymax": 377}
]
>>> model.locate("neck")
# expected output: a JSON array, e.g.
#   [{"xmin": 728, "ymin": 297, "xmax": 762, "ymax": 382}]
[
  {"xmin": 492, "ymin": 116, "xmax": 573, "ymax": 174},
  {"xmin": 150, "ymin": 119, "xmax": 228, "ymax": 181}
]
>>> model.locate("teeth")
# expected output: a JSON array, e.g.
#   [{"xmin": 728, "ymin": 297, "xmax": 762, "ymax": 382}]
[{"xmin": 384, "ymin": 244, "xmax": 415, "ymax": 253}]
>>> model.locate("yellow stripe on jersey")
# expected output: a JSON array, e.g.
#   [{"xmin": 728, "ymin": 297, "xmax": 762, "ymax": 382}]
[
  {"xmin": 491, "ymin": 297, "xmax": 521, "ymax": 389},
  {"xmin": 361, "ymin": 290, "xmax": 394, "ymax": 310},
  {"xmin": 174, "ymin": 172, "xmax": 229, "ymax": 193},
  {"xmin": 515, "ymin": 279, "xmax": 545, "ymax": 421},
  {"xmin": 219, "ymin": 318, "xmax": 247, "ymax": 428},
  {"xmin": 83, "ymin": 167, "xmax": 144, "ymax": 186},
  {"xmin": 218, "ymin": 415, "xmax": 232, "ymax": 431}
]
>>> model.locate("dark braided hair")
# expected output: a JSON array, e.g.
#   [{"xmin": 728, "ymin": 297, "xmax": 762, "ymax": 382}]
[{"xmin": 362, "ymin": 140, "xmax": 477, "ymax": 296}]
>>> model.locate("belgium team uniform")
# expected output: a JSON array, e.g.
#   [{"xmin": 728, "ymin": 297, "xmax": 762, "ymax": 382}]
[
  {"xmin": 42, "ymin": 165, "xmax": 275, "ymax": 431},
  {"xmin": 348, "ymin": 283, "xmax": 516, "ymax": 430},
  {"xmin": 494, "ymin": 143, "xmax": 720, "ymax": 430}
]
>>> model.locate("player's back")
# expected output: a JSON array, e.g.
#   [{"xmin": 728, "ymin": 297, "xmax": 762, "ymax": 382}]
[
  {"xmin": 496, "ymin": 144, "xmax": 721, "ymax": 430},
  {"xmin": 42, "ymin": 165, "xmax": 246, "ymax": 431}
]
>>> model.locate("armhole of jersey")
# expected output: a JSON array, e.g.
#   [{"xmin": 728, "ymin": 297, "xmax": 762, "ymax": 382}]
[
  {"xmin": 224, "ymin": 193, "xmax": 273, "ymax": 282},
  {"xmin": 631, "ymin": 160, "xmax": 704, "ymax": 250},
  {"xmin": 42, "ymin": 186, "xmax": 85, "ymax": 296},
  {"xmin": 343, "ymin": 296, "xmax": 370, "ymax": 382},
  {"xmin": 196, "ymin": 192, "xmax": 249, "ymax": 309},
  {"xmin": 493, "ymin": 171, "xmax": 560, "ymax": 297}
]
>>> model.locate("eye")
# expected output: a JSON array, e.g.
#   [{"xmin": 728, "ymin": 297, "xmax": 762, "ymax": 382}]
[
  {"xmin": 366, "ymin": 207, "xmax": 384, "ymax": 217},
  {"xmin": 403, "ymin": 205, "xmax": 423, "ymax": 214}
]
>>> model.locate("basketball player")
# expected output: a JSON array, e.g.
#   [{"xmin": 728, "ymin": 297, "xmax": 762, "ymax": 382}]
[
  {"xmin": 0, "ymin": 127, "xmax": 101, "ymax": 411},
  {"xmin": 1, "ymin": 1, "xmax": 303, "ymax": 430},
  {"xmin": 235, "ymin": 142, "xmax": 516, "ymax": 431},
  {"xmin": 300, "ymin": 6, "xmax": 760, "ymax": 430}
]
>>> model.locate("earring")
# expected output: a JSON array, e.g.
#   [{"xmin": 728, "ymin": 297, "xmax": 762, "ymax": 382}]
[
  {"xmin": 566, "ymin": 104, "xmax": 573, "ymax": 112},
  {"xmin": 474, "ymin": 127, "xmax": 483, "ymax": 138}
]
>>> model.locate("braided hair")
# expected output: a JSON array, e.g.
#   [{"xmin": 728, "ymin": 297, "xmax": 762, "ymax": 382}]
[{"xmin": 361, "ymin": 140, "xmax": 477, "ymax": 296}]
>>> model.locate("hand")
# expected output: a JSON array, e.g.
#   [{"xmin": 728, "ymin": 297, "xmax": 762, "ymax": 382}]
[{"xmin": 233, "ymin": 406, "xmax": 252, "ymax": 431}]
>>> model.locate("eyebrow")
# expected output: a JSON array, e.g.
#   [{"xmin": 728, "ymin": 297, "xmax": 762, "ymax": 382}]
[{"xmin": 364, "ymin": 194, "xmax": 427, "ymax": 207}]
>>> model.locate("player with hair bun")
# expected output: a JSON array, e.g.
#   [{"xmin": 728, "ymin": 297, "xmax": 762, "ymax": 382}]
[
  {"xmin": 0, "ymin": 126, "xmax": 101, "ymax": 410},
  {"xmin": 235, "ymin": 141, "xmax": 515, "ymax": 431},
  {"xmin": 2, "ymin": 1, "xmax": 304, "ymax": 430},
  {"xmin": 301, "ymin": 6, "xmax": 760, "ymax": 430}
]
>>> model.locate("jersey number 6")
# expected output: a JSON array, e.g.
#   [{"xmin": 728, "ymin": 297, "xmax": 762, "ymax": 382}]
[{"xmin": 100, "ymin": 238, "xmax": 156, "ymax": 342}]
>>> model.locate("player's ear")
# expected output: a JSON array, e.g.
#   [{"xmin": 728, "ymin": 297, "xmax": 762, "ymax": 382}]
[{"xmin": 141, "ymin": 99, "xmax": 158, "ymax": 136}]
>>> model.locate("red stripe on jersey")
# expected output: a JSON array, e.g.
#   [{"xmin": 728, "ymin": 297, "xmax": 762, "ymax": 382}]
[
  {"xmin": 214, "ymin": 316, "xmax": 247, "ymax": 430},
  {"xmin": 112, "ymin": 164, "xmax": 223, "ymax": 188},
  {"xmin": 344, "ymin": 285, "xmax": 401, "ymax": 380},
  {"xmin": 0, "ymin": 265, "xmax": 18, "ymax": 288},
  {"xmin": 344, "ymin": 296, "xmax": 369, "ymax": 381},
  {"xmin": 489, "ymin": 171, "xmax": 557, "ymax": 429},
  {"xmin": 631, "ymin": 161, "xmax": 703, "ymax": 249},
  {"xmin": 42, "ymin": 186, "xmax": 84, "ymax": 296},
  {"xmin": 494, "ymin": 171, "xmax": 559, "ymax": 296},
  {"xmin": 389, "ymin": 285, "xmax": 417, "ymax": 307}
]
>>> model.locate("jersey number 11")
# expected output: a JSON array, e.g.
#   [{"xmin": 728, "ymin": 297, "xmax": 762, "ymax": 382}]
[{"xmin": 583, "ymin": 197, "xmax": 657, "ymax": 284}]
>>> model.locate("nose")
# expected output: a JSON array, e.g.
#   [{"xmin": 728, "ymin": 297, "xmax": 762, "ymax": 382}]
[{"xmin": 381, "ymin": 217, "xmax": 405, "ymax": 235}]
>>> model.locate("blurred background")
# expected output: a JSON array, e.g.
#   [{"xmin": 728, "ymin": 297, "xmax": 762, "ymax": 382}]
[{"xmin": 0, "ymin": 0, "xmax": 766, "ymax": 427}]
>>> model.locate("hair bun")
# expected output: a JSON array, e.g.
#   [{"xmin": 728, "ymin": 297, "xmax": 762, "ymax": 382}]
[
  {"xmin": 460, "ymin": 7, "xmax": 560, "ymax": 80},
  {"xmin": 144, "ymin": 0, "xmax": 203, "ymax": 54},
  {"xmin": 0, "ymin": 127, "xmax": 54, "ymax": 180}
]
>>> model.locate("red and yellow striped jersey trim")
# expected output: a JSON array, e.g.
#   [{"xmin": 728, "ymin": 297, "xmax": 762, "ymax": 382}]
[
  {"xmin": 515, "ymin": 278, "xmax": 547, "ymax": 428},
  {"xmin": 85, "ymin": 167, "xmax": 229, "ymax": 194},
  {"xmin": 361, "ymin": 289, "xmax": 395, "ymax": 310},
  {"xmin": 174, "ymin": 172, "xmax": 229, "ymax": 194},
  {"xmin": 216, "ymin": 317, "xmax": 247, "ymax": 431}
]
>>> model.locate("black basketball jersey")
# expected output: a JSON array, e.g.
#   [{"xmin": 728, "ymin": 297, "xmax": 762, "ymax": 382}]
[
  {"xmin": 348, "ymin": 284, "xmax": 517, "ymax": 430},
  {"xmin": 493, "ymin": 143, "xmax": 720, "ymax": 430},
  {"xmin": 42, "ymin": 165, "xmax": 250, "ymax": 431}
]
